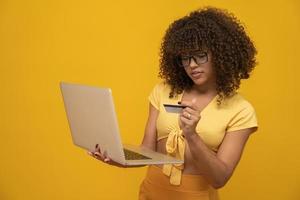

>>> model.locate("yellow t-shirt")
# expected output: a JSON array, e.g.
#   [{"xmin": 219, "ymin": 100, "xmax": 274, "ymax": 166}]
[{"xmin": 148, "ymin": 82, "xmax": 258, "ymax": 185}]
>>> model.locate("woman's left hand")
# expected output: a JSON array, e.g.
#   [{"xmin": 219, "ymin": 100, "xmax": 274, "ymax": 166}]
[{"xmin": 179, "ymin": 99, "xmax": 201, "ymax": 137}]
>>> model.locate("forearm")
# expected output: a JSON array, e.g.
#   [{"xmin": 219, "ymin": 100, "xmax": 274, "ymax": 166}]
[
  {"xmin": 185, "ymin": 133, "xmax": 231, "ymax": 189},
  {"xmin": 141, "ymin": 139, "xmax": 156, "ymax": 151}
]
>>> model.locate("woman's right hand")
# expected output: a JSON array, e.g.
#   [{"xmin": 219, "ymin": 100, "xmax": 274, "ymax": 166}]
[{"xmin": 87, "ymin": 144, "xmax": 127, "ymax": 168}]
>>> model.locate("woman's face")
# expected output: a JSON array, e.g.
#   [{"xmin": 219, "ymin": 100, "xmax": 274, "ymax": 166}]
[{"xmin": 180, "ymin": 51, "xmax": 217, "ymax": 88}]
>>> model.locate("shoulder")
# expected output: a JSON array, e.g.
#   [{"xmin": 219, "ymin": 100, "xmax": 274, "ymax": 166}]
[
  {"xmin": 150, "ymin": 81, "xmax": 172, "ymax": 96},
  {"xmin": 221, "ymin": 93, "xmax": 255, "ymax": 111},
  {"xmin": 148, "ymin": 81, "xmax": 173, "ymax": 110},
  {"xmin": 222, "ymin": 93, "xmax": 258, "ymax": 132},
  {"xmin": 152, "ymin": 81, "xmax": 170, "ymax": 90}
]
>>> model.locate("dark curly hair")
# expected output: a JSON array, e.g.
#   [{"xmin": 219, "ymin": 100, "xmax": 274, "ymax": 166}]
[{"xmin": 159, "ymin": 6, "xmax": 257, "ymax": 104}]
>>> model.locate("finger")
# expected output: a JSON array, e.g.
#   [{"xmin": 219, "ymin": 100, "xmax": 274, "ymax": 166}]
[
  {"xmin": 182, "ymin": 109, "xmax": 201, "ymax": 123},
  {"xmin": 184, "ymin": 111, "xmax": 201, "ymax": 121},
  {"xmin": 98, "ymin": 146, "xmax": 104, "ymax": 157},
  {"xmin": 94, "ymin": 151, "xmax": 101, "ymax": 157},
  {"xmin": 182, "ymin": 114, "xmax": 192, "ymax": 122},
  {"xmin": 103, "ymin": 150, "xmax": 108, "ymax": 157},
  {"xmin": 89, "ymin": 151, "xmax": 98, "ymax": 159},
  {"xmin": 95, "ymin": 144, "xmax": 101, "ymax": 153},
  {"xmin": 183, "ymin": 106, "xmax": 199, "ymax": 115},
  {"xmin": 179, "ymin": 113, "xmax": 187, "ymax": 122},
  {"xmin": 180, "ymin": 112, "xmax": 190, "ymax": 122},
  {"xmin": 180, "ymin": 101, "xmax": 193, "ymax": 108},
  {"xmin": 94, "ymin": 151, "xmax": 105, "ymax": 160},
  {"xmin": 103, "ymin": 150, "xmax": 111, "ymax": 161},
  {"xmin": 180, "ymin": 100, "xmax": 198, "ymax": 110},
  {"xmin": 102, "ymin": 151, "xmax": 119, "ymax": 165},
  {"xmin": 183, "ymin": 111, "xmax": 191, "ymax": 120},
  {"xmin": 180, "ymin": 116, "xmax": 194, "ymax": 126}
]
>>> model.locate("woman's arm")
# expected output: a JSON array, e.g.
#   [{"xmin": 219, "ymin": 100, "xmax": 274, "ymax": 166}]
[
  {"xmin": 180, "ymin": 99, "xmax": 257, "ymax": 188},
  {"xmin": 88, "ymin": 103, "xmax": 159, "ymax": 167},
  {"xmin": 185, "ymin": 127, "xmax": 257, "ymax": 189},
  {"xmin": 141, "ymin": 103, "xmax": 159, "ymax": 151}
]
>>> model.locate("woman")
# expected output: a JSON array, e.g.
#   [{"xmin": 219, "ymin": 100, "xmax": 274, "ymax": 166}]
[{"xmin": 89, "ymin": 6, "xmax": 258, "ymax": 200}]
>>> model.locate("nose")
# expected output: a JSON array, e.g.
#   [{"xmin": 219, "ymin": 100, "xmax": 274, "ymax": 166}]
[{"xmin": 189, "ymin": 58, "xmax": 198, "ymax": 68}]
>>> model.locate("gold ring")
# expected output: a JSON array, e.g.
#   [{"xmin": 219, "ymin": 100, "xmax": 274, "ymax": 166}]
[{"xmin": 187, "ymin": 113, "xmax": 191, "ymax": 119}]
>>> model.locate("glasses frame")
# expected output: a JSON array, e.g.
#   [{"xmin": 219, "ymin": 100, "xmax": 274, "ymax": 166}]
[{"xmin": 176, "ymin": 52, "xmax": 208, "ymax": 68}]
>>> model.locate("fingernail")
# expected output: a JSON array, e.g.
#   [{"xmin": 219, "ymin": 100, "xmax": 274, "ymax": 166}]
[{"xmin": 104, "ymin": 158, "xmax": 109, "ymax": 162}]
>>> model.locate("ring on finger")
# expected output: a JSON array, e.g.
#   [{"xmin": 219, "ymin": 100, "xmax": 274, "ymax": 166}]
[{"xmin": 187, "ymin": 113, "xmax": 191, "ymax": 119}]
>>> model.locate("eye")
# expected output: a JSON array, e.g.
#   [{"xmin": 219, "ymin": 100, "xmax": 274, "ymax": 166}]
[
  {"xmin": 181, "ymin": 56, "xmax": 190, "ymax": 60},
  {"xmin": 194, "ymin": 52, "xmax": 207, "ymax": 59},
  {"xmin": 198, "ymin": 52, "xmax": 207, "ymax": 57}
]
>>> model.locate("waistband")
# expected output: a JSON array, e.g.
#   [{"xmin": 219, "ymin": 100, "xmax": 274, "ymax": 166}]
[{"xmin": 145, "ymin": 165, "xmax": 213, "ymax": 192}]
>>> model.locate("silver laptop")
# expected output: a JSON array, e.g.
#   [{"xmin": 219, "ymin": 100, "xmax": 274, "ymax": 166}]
[{"xmin": 60, "ymin": 82, "xmax": 183, "ymax": 166}]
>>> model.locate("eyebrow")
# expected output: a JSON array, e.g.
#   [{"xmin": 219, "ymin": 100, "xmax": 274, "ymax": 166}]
[
  {"xmin": 181, "ymin": 51, "xmax": 207, "ymax": 56},
  {"xmin": 191, "ymin": 50, "xmax": 207, "ymax": 54}
]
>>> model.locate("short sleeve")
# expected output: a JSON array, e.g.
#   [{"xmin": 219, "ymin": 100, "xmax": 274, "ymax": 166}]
[
  {"xmin": 148, "ymin": 83, "xmax": 164, "ymax": 110},
  {"xmin": 226, "ymin": 103, "xmax": 258, "ymax": 133}
]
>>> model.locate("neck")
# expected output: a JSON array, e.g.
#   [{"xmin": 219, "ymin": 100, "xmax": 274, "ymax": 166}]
[{"xmin": 191, "ymin": 83, "xmax": 217, "ymax": 96}]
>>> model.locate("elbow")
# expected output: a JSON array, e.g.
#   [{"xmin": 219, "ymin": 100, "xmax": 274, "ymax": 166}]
[
  {"xmin": 211, "ymin": 172, "xmax": 232, "ymax": 189},
  {"xmin": 211, "ymin": 180, "xmax": 227, "ymax": 189},
  {"xmin": 211, "ymin": 164, "xmax": 234, "ymax": 189}
]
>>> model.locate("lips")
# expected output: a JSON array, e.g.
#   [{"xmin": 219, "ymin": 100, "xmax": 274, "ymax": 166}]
[{"xmin": 191, "ymin": 71, "xmax": 204, "ymax": 79}]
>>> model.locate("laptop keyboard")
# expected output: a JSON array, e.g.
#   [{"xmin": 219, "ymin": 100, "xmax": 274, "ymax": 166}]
[{"xmin": 123, "ymin": 148, "xmax": 151, "ymax": 160}]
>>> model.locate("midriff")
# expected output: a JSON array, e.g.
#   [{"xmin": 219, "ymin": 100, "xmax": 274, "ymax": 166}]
[{"xmin": 155, "ymin": 138, "xmax": 209, "ymax": 175}]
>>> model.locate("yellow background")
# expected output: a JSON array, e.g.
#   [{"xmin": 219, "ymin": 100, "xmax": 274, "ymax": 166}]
[{"xmin": 1, "ymin": 0, "xmax": 299, "ymax": 199}]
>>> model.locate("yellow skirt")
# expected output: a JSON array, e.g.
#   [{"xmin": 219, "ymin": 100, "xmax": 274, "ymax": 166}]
[{"xmin": 139, "ymin": 165, "xmax": 219, "ymax": 200}]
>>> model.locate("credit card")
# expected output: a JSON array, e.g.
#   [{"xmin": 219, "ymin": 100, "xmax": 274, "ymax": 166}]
[{"xmin": 163, "ymin": 104, "xmax": 186, "ymax": 113}]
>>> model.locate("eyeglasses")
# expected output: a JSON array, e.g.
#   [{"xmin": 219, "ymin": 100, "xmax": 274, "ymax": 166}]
[{"xmin": 177, "ymin": 52, "xmax": 208, "ymax": 67}]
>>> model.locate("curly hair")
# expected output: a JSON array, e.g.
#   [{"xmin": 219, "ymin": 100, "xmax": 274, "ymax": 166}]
[{"xmin": 159, "ymin": 6, "xmax": 257, "ymax": 104}]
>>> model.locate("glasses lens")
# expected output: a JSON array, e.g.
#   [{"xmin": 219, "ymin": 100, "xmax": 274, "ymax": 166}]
[
  {"xmin": 177, "ymin": 52, "xmax": 208, "ymax": 67},
  {"xmin": 181, "ymin": 56, "xmax": 190, "ymax": 67},
  {"xmin": 194, "ymin": 53, "xmax": 208, "ymax": 64}
]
